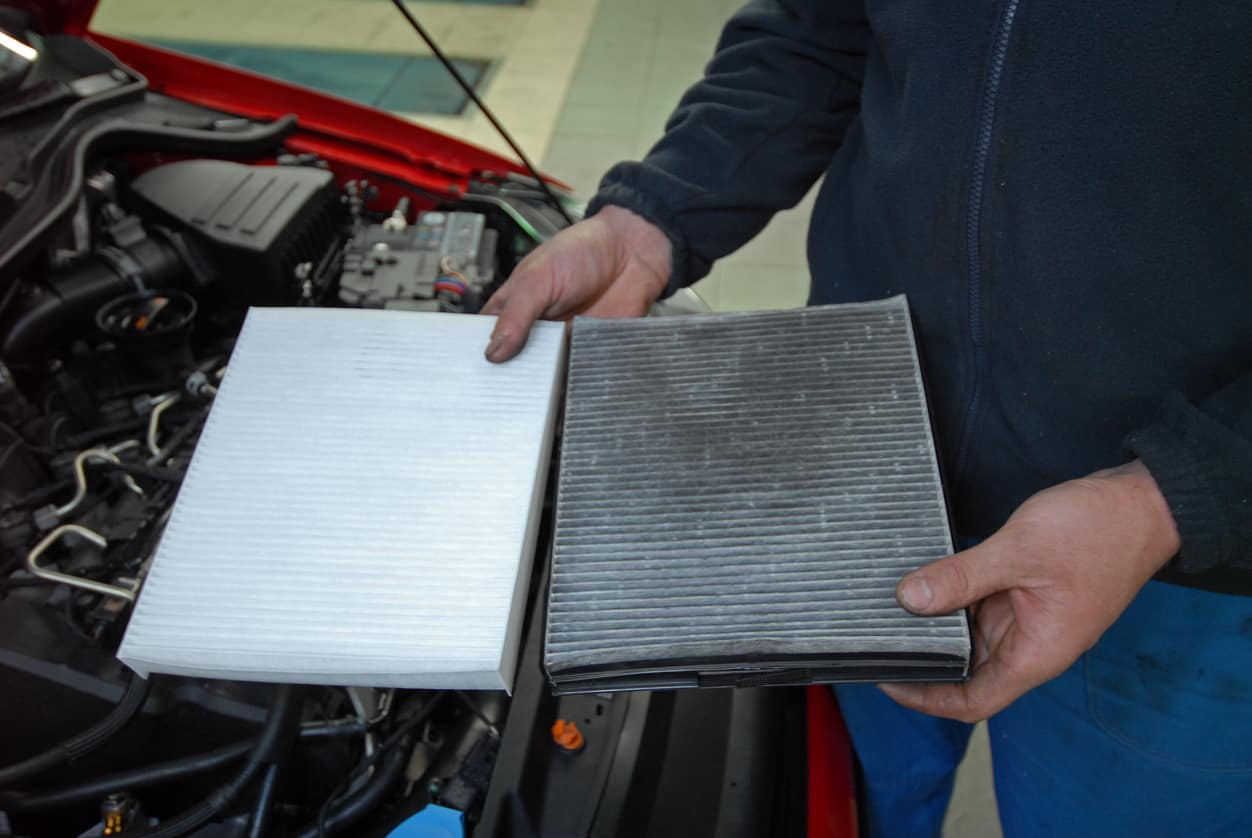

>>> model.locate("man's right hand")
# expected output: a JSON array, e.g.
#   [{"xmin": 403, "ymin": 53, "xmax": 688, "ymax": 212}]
[{"xmin": 482, "ymin": 205, "xmax": 672, "ymax": 362}]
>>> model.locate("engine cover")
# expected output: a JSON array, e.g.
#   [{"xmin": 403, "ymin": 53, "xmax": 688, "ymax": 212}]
[{"xmin": 128, "ymin": 159, "xmax": 340, "ymax": 304}]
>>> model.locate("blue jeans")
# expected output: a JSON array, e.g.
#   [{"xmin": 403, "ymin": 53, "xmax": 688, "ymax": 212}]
[{"xmin": 835, "ymin": 581, "xmax": 1252, "ymax": 837}]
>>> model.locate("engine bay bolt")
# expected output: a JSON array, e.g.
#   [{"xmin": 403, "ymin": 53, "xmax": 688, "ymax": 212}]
[
  {"xmin": 185, "ymin": 371, "xmax": 216, "ymax": 399},
  {"xmin": 551, "ymin": 719, "xmax": 584, "ymax": 753}
]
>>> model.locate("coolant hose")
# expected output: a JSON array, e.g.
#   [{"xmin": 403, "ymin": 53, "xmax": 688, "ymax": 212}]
[
  {"xmin": 0, "ymin": 671, "xmax": 151, "ymax": 788},
  {"xmin": 133, "ymin": 683, "xmax": 304, "ymax": 838},
  {"xmin": 292, "ymin": 735, "xmax": 413, "ymax": 838},
  {"xmin": 0, "ymin": 719, "xmax": 364, "ymax": 812}
]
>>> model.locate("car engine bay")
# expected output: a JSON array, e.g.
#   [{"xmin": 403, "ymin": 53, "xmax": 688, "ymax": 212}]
[
  {"xmin": 0, "ymin": 12, "xmax": 811, "ymax": 838},
  {"xmin": 0, "ymin": 19, "xmax": 579, "ymax": 837}
]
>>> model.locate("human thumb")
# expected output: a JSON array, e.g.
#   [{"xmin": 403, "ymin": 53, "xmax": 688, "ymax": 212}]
[{"xmin": 897, "ymin": 540, "xmax": 1016, "ymax": 615}]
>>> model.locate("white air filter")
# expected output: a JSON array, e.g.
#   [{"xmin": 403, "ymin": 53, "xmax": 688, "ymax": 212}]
[{"xmin": 118, "ymin": 308, "xmax": 565, "ymax": 691}]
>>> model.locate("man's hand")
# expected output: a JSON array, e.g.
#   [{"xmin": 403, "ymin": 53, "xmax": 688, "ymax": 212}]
[
  {"xmin": 879, "ymin": 460, "xmax": 1181, "ymax": 722},
  {"xmin": 482, "ymin": 206, "xmax": 671, "ymax": 362}
]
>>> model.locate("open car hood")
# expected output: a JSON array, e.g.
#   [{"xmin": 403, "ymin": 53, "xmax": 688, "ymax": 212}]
[{"xmin": 2, "ymin": 0, "xmax": 541, "ymax": 189}]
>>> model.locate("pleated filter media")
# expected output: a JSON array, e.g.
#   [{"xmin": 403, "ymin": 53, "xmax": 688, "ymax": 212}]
[
  {"xmin": 546, "ymin": 296, "xmax": 971, "ymax": 693},
  {"xmin": 118, "ymin": 308, "xmax": 565, "ymax": 691}
]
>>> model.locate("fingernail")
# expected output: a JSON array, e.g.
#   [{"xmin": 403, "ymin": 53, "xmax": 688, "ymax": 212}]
[
  {"xmin": 485, "ymin": 335, "xmax": 506, "ymax": 360},
  {"xmin": 899, "ymin": 576, "xmax": 933, "ymax": 612}
]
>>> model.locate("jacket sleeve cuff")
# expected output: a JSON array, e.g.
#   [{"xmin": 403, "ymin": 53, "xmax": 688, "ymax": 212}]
[
  {"xmin": 585, "ymin": 173, "xmax": 704, "ymax": 298},
  {"xmin": 1124, "ymin": 394, "xmax": 1239, "ymax": 574}
]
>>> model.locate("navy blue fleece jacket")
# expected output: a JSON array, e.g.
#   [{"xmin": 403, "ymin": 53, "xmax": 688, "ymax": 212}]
[{"xmin": 585, "ymin": 0, "xmax": 1252, "ymax": 593}]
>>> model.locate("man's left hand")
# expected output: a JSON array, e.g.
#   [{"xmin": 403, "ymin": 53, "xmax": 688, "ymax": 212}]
[{"xmin": 879, "ymin": 460, "xmax": 1181, "ymax": 722}]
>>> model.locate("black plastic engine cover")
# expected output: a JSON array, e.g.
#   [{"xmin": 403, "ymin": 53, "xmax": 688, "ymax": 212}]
[{"xmin": 128, "ymin": 159, "xmax": 340, "ymax": 304}]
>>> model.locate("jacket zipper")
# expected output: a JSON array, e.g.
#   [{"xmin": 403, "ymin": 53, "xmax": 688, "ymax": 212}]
[{"xmin": 954, "ymin": 0, "xmax": 1022, "ymax": 484}]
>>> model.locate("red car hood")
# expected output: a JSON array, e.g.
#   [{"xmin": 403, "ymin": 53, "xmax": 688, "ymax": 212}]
[{"xmin": 5, "ymin": 0, "xmax": 563, "ymax": 198}]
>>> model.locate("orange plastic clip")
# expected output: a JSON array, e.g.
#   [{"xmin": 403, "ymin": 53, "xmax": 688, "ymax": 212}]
[{"xmin": 551, "ymin": 719, "xmax": 585, "ymax": 752}]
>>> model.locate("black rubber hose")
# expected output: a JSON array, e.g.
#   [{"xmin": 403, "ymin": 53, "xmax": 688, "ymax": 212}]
[
  {"xmin": 1, "ymin": 721, "xmax": 363, "ymax": 812},
  {"xmin": 1, "ymin": 259, "xmax": 129, "ymax": 360},
  {"xmin": 0, "ymin": 236, "xmax": 184, "ymax": 360},
  {"xmin": 0, "ymin": 672, "xmax": 151, "ymax": 788},
  {"xmin": 292, "ymin": 735, "xmax": 413, "ymax": 838},
  {"xmin": 245, "ymin": 762, "xmax": 282, "ymax": 838},
  {"xmin": 132, "ymin": 683, "xmax": 303, "ymax": 838},
  {"xmin": 1, "ymin": 741, "xmax": 252, "ymax": 811},
  {"xmin": 300, "ymin": 693, "xmax": 445, "ymax": 838},
  {"xmin": 246, "ymin": 675, "xmax": 306, "ymax": 838}
]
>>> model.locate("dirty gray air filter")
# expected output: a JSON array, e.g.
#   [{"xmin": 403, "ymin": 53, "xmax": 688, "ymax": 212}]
[{"xmin": 545, "ymin": 296, "xmax": 971, "ymax": 693}]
